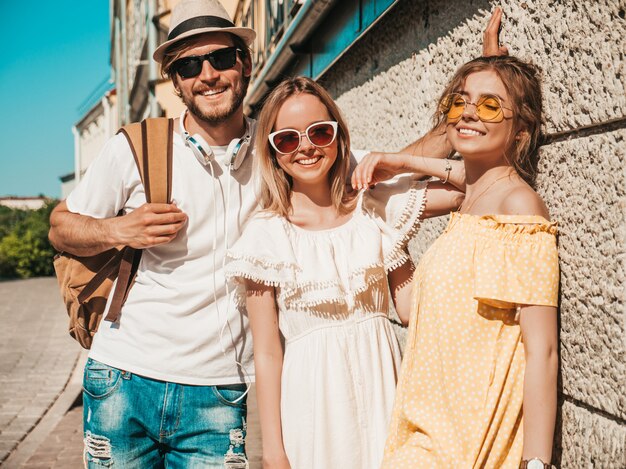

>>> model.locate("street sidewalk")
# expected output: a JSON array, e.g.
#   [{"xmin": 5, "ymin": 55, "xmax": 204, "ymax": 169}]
[
  {"xmin": 1, "ymin": 277, "xmax": 262, "ymax": 468},
  {"xmin": 0, "ymin": 277, "xmax": 82, "ymax": 467}
]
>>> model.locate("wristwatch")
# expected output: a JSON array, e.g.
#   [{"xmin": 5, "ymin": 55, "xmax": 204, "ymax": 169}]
[{"xmin": 520, "ymin": 458, "xmax": 555, "ymax": 469}]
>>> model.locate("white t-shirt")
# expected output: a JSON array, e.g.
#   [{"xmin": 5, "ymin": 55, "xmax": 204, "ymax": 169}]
[{"xmin": 66, "ymin": 121, "xmax": 258, "ymax": 385}]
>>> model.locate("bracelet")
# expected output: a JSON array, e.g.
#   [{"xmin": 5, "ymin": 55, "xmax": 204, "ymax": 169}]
[{"xmin": 442, "ymin": 159, "xmax": 452, "ymax": 184}]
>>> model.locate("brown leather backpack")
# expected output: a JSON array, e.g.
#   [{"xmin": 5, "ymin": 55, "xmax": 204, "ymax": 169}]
[{"xmin": 53, "ymin": 118, "xmax": 173, "ymax": 349}]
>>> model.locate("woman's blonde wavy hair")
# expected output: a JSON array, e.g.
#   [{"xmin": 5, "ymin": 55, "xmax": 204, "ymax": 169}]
[
  {"xmin": 433, "ymin": 56, "xmax": 544, "ymax": 185},
  {"xmin": 255, "ymin": 76, "xmax": 355, "ymax": 217}
]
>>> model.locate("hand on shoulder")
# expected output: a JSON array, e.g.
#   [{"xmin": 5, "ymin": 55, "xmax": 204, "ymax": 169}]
[{"xmin": 351, "ymin": 152, "xmax": 410, "ymax": 190}]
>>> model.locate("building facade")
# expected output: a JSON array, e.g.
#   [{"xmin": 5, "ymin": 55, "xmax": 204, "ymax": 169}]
[
  {"xmin": 74, "ymin": 0, "xmax": 624, "ymax": 465},
  {"xmin": 72, "ymin": 91, "xmax": 118, "ymax": 187},
  {"xmin": 0, "ymin": 197, "xmax": 49, "ymax": 211}
]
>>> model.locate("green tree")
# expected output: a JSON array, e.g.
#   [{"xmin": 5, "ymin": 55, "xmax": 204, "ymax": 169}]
[
  {"xmin": 0, "ymin": 200, "xmax": 59, "ymax": 279},
  {"xmin": 0, "ymin": 205, "xmax": 28, "ymax": 239}
]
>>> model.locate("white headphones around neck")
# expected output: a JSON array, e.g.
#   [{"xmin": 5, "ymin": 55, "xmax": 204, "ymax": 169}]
[
  {"xmin": 179, "ymin": 110, "xmax": 251, "ymax": 171},
  {"xmin": 178, "ymin": 110, "xmax": 253, "ymax": 404}
]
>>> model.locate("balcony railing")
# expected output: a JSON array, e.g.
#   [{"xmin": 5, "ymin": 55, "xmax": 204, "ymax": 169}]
[
  {"xmin": 241, "ymin": 0, "xmax": 303, "ymax": 81},
  {"xmin": 265, "ymin": 0, "xmax": 301, "ymax": 47}
]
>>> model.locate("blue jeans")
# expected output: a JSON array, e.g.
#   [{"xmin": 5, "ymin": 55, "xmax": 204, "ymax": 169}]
[{"xmin": 82, "ymin": 358, "xmax": 248, "ymax": 468}]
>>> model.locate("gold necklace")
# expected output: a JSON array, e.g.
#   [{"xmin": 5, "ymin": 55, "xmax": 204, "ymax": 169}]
[{"xmin": 458, "ymin": 173, "xmax": 512, "ymax": 214}]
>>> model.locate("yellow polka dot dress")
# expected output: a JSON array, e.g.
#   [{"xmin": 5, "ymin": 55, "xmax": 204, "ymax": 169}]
[{"xmin": 382, "ymin": 213, "xmax": 559, "ymax": 469}]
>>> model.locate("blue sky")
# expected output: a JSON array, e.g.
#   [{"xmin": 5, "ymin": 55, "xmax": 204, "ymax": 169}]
[{"xmin": 0, "ymin": 1, "xmax": 111, "ymax": 198}]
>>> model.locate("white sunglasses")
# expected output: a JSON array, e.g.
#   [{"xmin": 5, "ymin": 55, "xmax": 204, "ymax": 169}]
[{"xmin": 268, "ymin": 121, "xmax": 338, "ymax": 155}]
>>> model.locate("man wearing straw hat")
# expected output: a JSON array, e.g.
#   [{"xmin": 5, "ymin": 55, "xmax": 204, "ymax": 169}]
[
  {"xmin": 50, "ymin": 1, "xmax": 258, "ymax": 467},
  {"xmin": 49, "ymin": 0, "xmax": 506, "ymax": 465}
]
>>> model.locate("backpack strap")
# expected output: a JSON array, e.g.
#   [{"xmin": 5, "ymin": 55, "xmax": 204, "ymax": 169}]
[
  {"xmin": 122, "ymin": 118, "xmax": 174, "ymax": 204},
  {"xmin": 105, "ymin": 117, "xmax": 174, "ymax": 322}
]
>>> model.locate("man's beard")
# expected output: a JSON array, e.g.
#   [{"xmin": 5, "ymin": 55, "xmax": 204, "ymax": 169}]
[{"xmin": 181, "ymin": 79, "xmax": 248, "ymax": 124}]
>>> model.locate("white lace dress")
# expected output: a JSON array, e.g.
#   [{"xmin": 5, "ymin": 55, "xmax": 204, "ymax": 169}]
[{"xmin": 225, "ymin": 176, "xmax": 427, "ymax": 469}]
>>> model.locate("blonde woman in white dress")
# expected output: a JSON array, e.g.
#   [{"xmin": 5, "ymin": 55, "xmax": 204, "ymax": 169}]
[{"xmin": 224, "ymin": 76, "xmax": 465, "ymax": 469}]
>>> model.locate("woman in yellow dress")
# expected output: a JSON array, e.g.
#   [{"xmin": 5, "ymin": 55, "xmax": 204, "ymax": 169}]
[{"xmin": 353, "ymin": 56, "xmax": 559, "ymax": 468}]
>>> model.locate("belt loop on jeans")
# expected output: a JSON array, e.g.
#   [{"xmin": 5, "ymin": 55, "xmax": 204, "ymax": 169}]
[{"xmin": 121, "ymin": 370, "xmax": 132, "ymax": 380}]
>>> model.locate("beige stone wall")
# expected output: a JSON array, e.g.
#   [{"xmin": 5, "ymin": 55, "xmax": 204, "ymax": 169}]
[{"xmin": 320, "ymin": 0, "xmax": 625, "ymax": 465}]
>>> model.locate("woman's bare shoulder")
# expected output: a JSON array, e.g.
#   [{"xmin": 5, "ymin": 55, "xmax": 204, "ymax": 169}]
[{"xmin": 500, "ymin": 183, "xmax": 550, "ymax": 219}]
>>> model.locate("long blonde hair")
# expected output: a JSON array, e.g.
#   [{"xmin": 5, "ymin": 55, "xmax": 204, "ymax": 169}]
[
  {"xmin": 433, "ymin": 56, "xmax": 544, "ymax": 185},
  {"xmin": 255, "ymin": 76, "xmax": 354, "ymax": 217}
]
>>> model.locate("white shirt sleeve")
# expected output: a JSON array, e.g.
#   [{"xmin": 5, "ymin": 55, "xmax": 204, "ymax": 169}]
[{"xmin": 66, "ymin": 134, "xmax": 143, "ymax": 219}]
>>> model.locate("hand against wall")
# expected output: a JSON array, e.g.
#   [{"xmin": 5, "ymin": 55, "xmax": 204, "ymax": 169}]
[{"xmin": 483, "ymin": 7, "xmax": 509, "ymax": 56}]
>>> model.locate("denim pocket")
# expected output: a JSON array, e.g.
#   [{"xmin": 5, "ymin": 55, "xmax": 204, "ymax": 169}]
[
  {"xmin": 83, "ymin": 359, "xmax": 123, "ymax": 399},
  {"xmin": 212, "ymin": 384, "xmax": 248, "ymax": 408}
]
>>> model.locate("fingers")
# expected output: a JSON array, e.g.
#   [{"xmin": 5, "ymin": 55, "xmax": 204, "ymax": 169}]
[
  {"xmin": 135, "ymin": 203, "xmax": 187, "ymax": 224},
  {"xmin": 116, "ymin": 203, "xmax": 188, "ymax": 248},
  {"xmin": 486, "ymin": 6, "xmax": 500, "ymax": 31},
  {"xmin": 350, "ymin": 160, "xmax": 361, "ymax": 189},
  {"xmin": 352, "ymin": 154, "xmax": 372, "ymax": 190},
  {"xmin": 147, "ymin": 220, "xmax": 186, "ymax": 236},
  {"xmin": 351, "ymin": 170, "xmax": 367, "ymax": 191},
  {"xmin": 351, "ymin": 152, "xmax": 406, "ymax": 189},
  {"xmin": 482, "ymin": 8, "xmax": 499, "ymax": 56},
  {"xmin": 128, "ymin": 204, "xmax": 182, "ymax": 224},
  {"xmin": 126, "ymin": 219, "xmax": 186, "ymax": 249},
  {"xmin": 148, "ymin": 211, "xmax": 188, "ymax": 226},
  {"xmin": 350, "ymin": 171, "xmax": 360, "ymax": 191},
  {"xmin": 141, "ymin": 203, "xmax": 183, "ymax": 214},
  {"xmin": 482, "ymin": 7, "xmax": 507, "ymax": 57},
  {"xmin": 130, "ymin": 234, "xmax": 179, "ymax": 249},
  {"xmin": 352, "ymin": 155, "xmax": 376, "ymax": 190}
]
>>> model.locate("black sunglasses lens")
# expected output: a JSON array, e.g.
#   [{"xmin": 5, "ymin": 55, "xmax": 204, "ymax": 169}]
[
  {"xmin": 208, "ymin": 47, "xmax": 238, "ymax": 70},
  {"xmin": 174, "ymin": 48, "xmax": 239, "ymax": 78},
  {"xmin": 175, "ymin": 58, "xmax": 202, "ymax": 78}
]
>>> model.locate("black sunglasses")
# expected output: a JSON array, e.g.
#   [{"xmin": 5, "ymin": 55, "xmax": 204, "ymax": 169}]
[{"xmin": 172, "ymin": 47, "xmax": 243, "ymax": 79}]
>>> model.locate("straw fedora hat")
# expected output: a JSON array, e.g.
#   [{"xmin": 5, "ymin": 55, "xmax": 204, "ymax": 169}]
[{"xmin": 153, "ymin": 0, "xmax": 256, "ymax": 63}]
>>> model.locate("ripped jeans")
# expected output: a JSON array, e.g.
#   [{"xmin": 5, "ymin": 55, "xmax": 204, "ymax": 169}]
[{"xmin": 82, "ymin": 358, "xmax": 248, "ymax": 468}]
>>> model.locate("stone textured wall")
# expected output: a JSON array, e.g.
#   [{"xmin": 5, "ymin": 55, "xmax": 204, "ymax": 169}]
[{"xmin": 320, "ymin": 0, "xmax": 626, "ymax": 466}]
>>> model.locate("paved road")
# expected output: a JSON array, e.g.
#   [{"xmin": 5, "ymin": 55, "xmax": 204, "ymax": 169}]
[
  {"xmin": 0, "ymin": 277, "xmax": 263, "ymax": 468},
  {"xmin": 19, "ymin": 402, "xmax": 84, "ymax": 468},
  {"xmin": 0, "ymin": 277, "xmax": 82, "ymax": 465}
]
